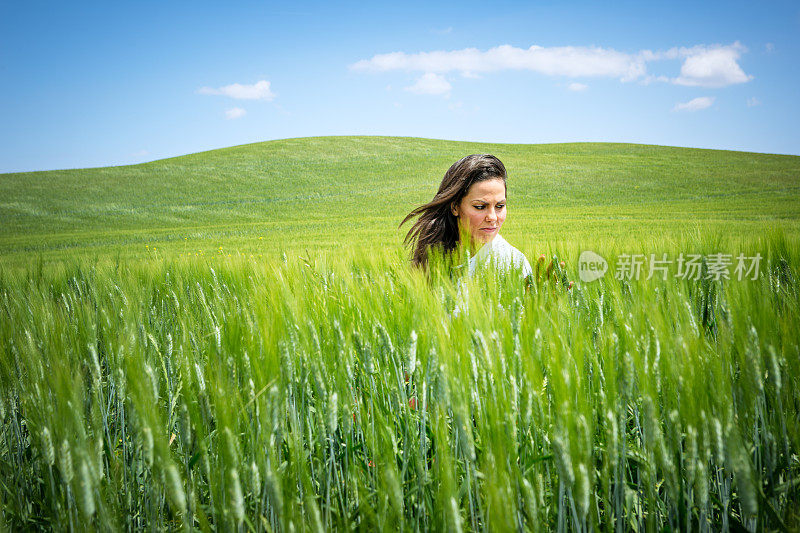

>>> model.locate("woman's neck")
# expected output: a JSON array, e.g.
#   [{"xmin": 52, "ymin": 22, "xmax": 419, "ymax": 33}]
[{"xmin": 467, "ymin": 235, "xmax": 495, "ymax": 255}]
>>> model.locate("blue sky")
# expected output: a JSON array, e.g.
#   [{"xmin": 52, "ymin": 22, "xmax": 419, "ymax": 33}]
[{"xmin": 1, "ymin": 0, "xmax": 798, "ymax": 173}]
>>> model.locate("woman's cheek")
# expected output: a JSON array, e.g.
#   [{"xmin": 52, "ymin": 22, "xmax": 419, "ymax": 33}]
[{"xmin": 471, "ymin": 211, "xmax": 484, "ymax": 230}]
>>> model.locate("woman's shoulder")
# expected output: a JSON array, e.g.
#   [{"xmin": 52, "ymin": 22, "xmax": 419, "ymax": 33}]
[
  {"xmin": 488, "ymin": 235, "xmax": 533, "ymax": 275},
  {"xmin": 492, "ymin": 235, "xmax": 527, "ymax": 259}
]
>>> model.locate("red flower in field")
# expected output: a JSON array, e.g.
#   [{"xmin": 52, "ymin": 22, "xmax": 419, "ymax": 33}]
[
  {"xmin": 538, "ymin": 254, "xmax": 546, "ymax": 263},
  {"xmin": 408, "ymin": 397, "xmax": 417, "ymax": 410},
  {"xmin": 352, "ymin": 412, "xmax": 357, "ymax": 421},
  {"xmin": 568, "ymin": 281, "xmax": 574, "ymax": 290},
  {"xmin": 559, "ymin": 261, "xmax": 565, "ymax": 268},
  {"xmin": 368, "ymin": 461, "xmax": 374, "ymax": 467},
  {"xmin": 404, "ymin": 372, "xmax": 410, "ymax": 384}
]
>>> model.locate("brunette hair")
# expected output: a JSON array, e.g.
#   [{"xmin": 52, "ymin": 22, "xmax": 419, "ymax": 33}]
[{"xmin": 399, "ymin": 154, "xmax": 507, "ymax": 268}]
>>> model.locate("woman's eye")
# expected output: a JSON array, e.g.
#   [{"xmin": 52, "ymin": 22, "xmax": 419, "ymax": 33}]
[
  {"xmin": 497, "ymin": 204, "xmax": 505, "ymax": 209},
  {"xmin": 474, "ymin": 205, "xmax": 485, "ymax": 210}
]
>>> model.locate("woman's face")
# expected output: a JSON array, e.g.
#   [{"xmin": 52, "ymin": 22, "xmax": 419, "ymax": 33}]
[{"xmin": 451, "ymin": 178, "xmax": 507, "ymax": 245}]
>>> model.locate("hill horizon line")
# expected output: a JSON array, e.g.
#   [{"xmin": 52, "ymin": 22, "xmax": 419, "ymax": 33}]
[{"xmin": 4, "ymin": 135, "xmax": 798, "ymax": 176}]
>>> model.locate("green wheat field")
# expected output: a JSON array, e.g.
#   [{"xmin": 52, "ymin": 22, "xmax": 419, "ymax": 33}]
[{"xmin": 1, "ymin": 137, "xmax": 799, "ymax": 531}]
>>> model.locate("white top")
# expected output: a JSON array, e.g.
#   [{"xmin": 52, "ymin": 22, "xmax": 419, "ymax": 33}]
[
  {"xmin": 451, "ymin": 234, "xmax": 532, "ymax": 317},
  {"xmin": 464, "ymin": 234, "xmax": 533, "ymax": 278}
]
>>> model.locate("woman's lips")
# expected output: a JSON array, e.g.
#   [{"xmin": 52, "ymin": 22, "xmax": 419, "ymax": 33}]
[{"xmin": 479, "ymin": 227, "xmax": 497, "ymax": 232}]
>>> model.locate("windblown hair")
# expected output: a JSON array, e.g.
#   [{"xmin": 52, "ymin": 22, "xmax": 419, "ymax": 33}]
[{"xmin": 399, "ymin": 154, "xmax": 507, "ymax": 268}]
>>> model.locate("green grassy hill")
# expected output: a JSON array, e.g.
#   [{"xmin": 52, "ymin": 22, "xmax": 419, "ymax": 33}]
[
  {"xmin": 1, "ymin": 136, "xmax": 798, "ymax": 266},
  {"xmin": 2, "ymin": 136, "xmax": 799, "ymax": 530}
]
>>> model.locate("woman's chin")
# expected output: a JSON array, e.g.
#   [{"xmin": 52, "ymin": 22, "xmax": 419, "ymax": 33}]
[{"xmin": 474, "ymin": 233, "xmax": 495, "ymax": 245}]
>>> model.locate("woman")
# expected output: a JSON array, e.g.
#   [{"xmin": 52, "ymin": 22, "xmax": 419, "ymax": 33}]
[{"xmin": 400, "ymin": 154, "xmax": 533, "ymax": 279}]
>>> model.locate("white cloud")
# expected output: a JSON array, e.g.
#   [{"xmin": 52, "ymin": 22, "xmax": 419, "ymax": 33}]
[
  {"xmin": 640, "ymin": 74, "xmax": 671, "ymax": 85},
  {"xmin": 765, "ymin": 43, "xmax": 774, "ymax": 53},
  {"xmin": 673, "ymin": 96, "xmax": 715, "ymax": 112},
  {"xmin": 351, "ymin": 42, "xmax": 752, "ymax": 90},
  {"xmin": 405, "ymin": 73, "xmax": 451, "ymax": 96},
  {"xmin": 431, "ymin": 26, "xmax": 453, "ymax": 35},
  {"xmin": 568, "ymin": 82, "xmax": 588, "ymax": 91},
  {"xmin": 225, "ymin": 107, "xmax": 247, "ymax": 119},
  {"xmin": 672, "ymin": 42, "xmax": 752, "ymax": 88},
  {"xmin": 351, "ymin": 44, "xmax": 648, "ymax": 81},
  {"xmin": 747, "ymin": 97, "xmax": 761, "ymax": 107},
  {"xmin": 198, "ymin": 80, "xmax": 275, "ymax": 100}
]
